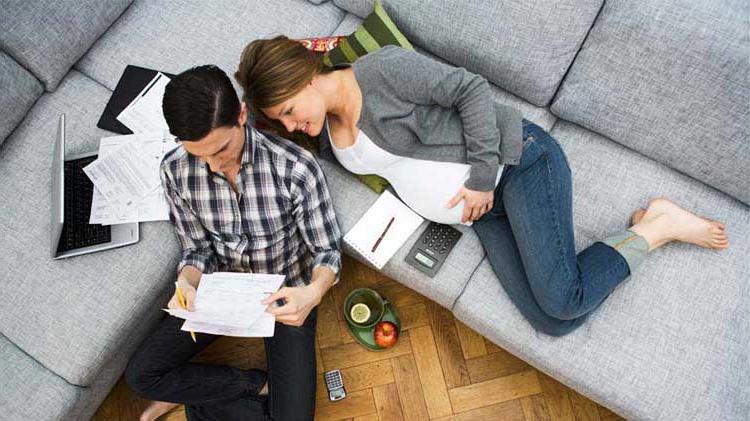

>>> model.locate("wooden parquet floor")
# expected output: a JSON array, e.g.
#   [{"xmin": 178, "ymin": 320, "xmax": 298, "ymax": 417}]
[{"xmin": 94, "ymin": 254, "xmax": 624, "ymax": 421}]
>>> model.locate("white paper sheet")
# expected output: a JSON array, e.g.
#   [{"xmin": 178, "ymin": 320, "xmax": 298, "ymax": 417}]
[
  {"xmin": 181, "ymin": 312, "xmax": 276, "ymax": 337},
  {"xmin": 117, "ymin": 72, "xmax": 171, "ymax": 134},
  {"xmin": 166, "ymin": 272, "xmax": 286, "ymax": 338},
  {"xmin": 88, "ymin": 133, "xmax": 179, "ymax": 224}
]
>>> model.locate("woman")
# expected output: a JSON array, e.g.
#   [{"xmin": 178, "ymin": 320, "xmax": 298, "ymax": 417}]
[{"xmin": 235, "ymin": 36, "xmax": 729, "ymax": 336}]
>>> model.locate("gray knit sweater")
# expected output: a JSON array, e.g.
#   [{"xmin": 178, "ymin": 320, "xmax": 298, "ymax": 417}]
[{"xmin": 317, "ymin": 45, "xmax": 523, "ymax": 191}]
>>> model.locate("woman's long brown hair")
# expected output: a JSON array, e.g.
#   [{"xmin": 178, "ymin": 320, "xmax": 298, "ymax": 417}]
[{"xmin": 235, "ymin": 35, "xmax": 334, "ymax": 148}]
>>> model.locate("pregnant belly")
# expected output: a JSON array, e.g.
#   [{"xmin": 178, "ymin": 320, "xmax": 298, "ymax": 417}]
[{"xmin": 381, "ymin": 160, "xmax": 474, "ymax": 226}]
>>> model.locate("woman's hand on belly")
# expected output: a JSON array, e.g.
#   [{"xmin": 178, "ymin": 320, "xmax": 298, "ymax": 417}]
[{"xmin": 446, "ymin": 185, "xmax": 494, "ymax": 223}]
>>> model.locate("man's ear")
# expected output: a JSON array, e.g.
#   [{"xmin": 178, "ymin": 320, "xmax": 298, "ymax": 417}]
[{"xmin": 238, "ymin": 101, "xmax": 248, "ymax": 126}]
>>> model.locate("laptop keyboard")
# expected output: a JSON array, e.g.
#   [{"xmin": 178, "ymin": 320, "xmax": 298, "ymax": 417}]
[{"xmin": 57, "ymin": 155, "xmax": 111, "ymax": 254}]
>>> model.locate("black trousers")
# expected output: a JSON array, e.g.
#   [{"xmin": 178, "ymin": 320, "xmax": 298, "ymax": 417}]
[{"xmin": 126, "ymin": 307, "xmax": 318, "ymax": 420}]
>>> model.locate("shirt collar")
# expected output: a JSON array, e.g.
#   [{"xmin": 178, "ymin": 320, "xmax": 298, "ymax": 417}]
[{"xmin": 240, "ymin": 123, "xmax": 255, "ymax": 167}]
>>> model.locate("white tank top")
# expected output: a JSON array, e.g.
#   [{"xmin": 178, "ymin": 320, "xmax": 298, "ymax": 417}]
[{"xmin": 328, "ymin": 120, "xmax": 503, "ymax": 226}]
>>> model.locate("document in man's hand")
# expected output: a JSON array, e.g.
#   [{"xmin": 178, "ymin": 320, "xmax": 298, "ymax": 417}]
[{"xmin": 164, "ymin": 272, "xmax": 286, "ymax": 337}]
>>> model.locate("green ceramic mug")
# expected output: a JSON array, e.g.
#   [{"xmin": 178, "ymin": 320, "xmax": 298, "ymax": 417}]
[{"xmin": 344, "ymin": 288, "xmax": 387, "ymax": 329}]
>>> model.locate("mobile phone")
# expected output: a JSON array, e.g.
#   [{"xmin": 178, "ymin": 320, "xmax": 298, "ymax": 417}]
[{"xmin": 324, "ymin": 369, "xmax": 346, "ymax": 401}]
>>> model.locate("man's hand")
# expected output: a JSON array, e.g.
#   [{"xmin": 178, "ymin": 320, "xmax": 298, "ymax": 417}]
[
  {"xmin": 446, "ymin": 185, "xmax": 494, "ymax": 223},
  {"xmin": 167, "ymin": 278, "xmax": 197, "ymax": 311},
  {"xmin": 262, "ymin": 283, "xmax": 322, "ymax": 327},
  {"xmin": 167, "ymin": 266, "xmax": 203, "ymax": 311}
]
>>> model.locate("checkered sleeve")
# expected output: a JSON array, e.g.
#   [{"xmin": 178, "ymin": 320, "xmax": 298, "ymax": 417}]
[
  {"xmin": 160, "ymin": 166, "xmax": 217, "ymax": 275},
  {"xmin": 290, "ymin": 150, "xmax": 343, "ymax": 285}
]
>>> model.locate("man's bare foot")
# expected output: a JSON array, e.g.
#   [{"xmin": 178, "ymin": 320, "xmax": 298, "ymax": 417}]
[
  {"xmin": 629, "ymin": 198, "xmax": 728, "ymax": 251},
  {"xmin": 139, "ymin": 400, "xmax": 179, "ymax": 421}
]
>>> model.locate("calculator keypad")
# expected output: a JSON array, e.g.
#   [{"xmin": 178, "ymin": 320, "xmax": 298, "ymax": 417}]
[
  {"xmin": 325, "ymin": 371, "xmax": 343, "ymax": 389},
  {"xmin": 423, "ymin": 224, "xmax": 460, "ymax": 254},
  {"xmin": 406, "ymin": 222, "xmax": 462, "ymax": 278}
]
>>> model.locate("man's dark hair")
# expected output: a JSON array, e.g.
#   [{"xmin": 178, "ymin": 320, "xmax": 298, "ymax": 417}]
[{"xmin": 162, "ymin": 65, "xmax": 241, "ymax": 141}]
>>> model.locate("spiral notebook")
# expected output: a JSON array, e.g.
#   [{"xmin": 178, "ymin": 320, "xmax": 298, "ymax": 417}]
[{"xmin": 344, "ymin": 190, "xmax": 425, "ymax": 269}]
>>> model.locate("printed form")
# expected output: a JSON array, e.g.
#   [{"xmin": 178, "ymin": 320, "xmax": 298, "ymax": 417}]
[
  {"xmin": 165, "ymin": 272, "xmax": 286, "ymax": 337},
  {"xmin": 87, "ymin": 132, "xmax": 179, "ymax": 224}
]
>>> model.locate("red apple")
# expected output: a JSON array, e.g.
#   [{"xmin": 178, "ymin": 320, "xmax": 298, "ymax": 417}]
[{"xmin": 374, "ymin": 321, "xmax": 399, "ymax": 348}]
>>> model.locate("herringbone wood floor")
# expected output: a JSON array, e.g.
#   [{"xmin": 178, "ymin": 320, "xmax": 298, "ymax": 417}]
[{"xmin": 93, "ymin": 254, "xmax": 624, "ymax": 421}]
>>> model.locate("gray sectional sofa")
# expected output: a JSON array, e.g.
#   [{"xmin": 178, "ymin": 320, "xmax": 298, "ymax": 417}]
[{"xmin": 0, "ymin": 1, "xmax": 747, "ymax": 420}]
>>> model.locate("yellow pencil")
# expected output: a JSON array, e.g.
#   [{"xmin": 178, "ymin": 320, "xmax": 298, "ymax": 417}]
[{"xmin": 175, "ymin": 281, "xmax": 197, "ymax": 343}]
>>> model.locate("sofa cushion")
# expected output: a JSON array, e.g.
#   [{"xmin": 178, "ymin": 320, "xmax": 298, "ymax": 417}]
[
  {"xmin": 0, "ymin": 0, "xmax": 133, "ymax": 91},
  {"xmin": 75, "ymin": 0, "xmax": 345, "ymax": 92},
  {"xmin": 331, "ymin": 11, "xmax": 366, "ymax": 36},
  {"xmin": 453, "ymin": 121, "xmax": 750, "ymax": 421},
  {"xmin": 332, "ymin": 0, "xmax": 603, "ymax": 106},
  {"xmin": 0, "ymin": 334, "xmax": 81, "ymax": 421},
  {"xmin": 551, "ymin": 0, "xmax": 750, "ymax": 205},
  {"xmin": 316, "ymin": 155, "xmax": 483, "ymax": 309},
  {"xmin": 332, "ymin": 12, "xmax": 559, "ymax": 133},
  {"xmin": 0, "ymin": 51, "xmax": 43, "ymax": 145},
  {"xmin": 0, "ymin": 71, "xmax": 180, "ymax": 386}
]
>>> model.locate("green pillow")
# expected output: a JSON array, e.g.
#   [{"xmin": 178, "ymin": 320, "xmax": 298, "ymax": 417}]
[
  {"xmin": 323, "ymin": 0, "xmax": 414, "ymax": 68},
  {"xmin": 323, "ymin": 0, "xmax": 413, "ymax": 193}
]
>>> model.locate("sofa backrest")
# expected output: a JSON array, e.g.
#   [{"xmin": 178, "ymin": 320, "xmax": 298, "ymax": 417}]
[
  {"xmin": 0, "ymin": 0, "xmax": 133, "ymax": 92},
  {"xmin": 332, "ymin": 0, "xmax": 604, "ymax": 107},
  {"xmin": 551, "ymin": 0, "xmax": 749, "ymax": 204},
  {"xmin": 0, "ymin": 51, "xmax": 43, "ymax": 146}
]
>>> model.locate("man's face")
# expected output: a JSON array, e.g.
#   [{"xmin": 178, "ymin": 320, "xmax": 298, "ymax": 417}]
[
  {"xmin": 181, "ymin": 103, "xmax": 248, "ymax": 173},
  {"xmin": 262, "ymin": 77, "xmax": 327, "ymax": 137}
]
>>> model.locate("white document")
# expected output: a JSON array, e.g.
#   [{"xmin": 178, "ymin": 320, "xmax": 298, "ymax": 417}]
[
  {"xmin": 344, "ymin": 190, "xmax": 424, "ymax": 269},
  {"xmin": 88, "ymin": 133, "xmax": 179, "ymax": 224},
  {"xmin": 83, "ymin": 132, "xmax": 172, "ymax": 210},
  {"xmin": 166, "ymin": 272, "xmax": 286, "ymax": 338},
  {"xmin": 181, "ymin": 313, "xmax": 276, "ymax": 337},
  {"xmin": 117, "ymin": 72, "xmax": 171, "ymax": 134}
]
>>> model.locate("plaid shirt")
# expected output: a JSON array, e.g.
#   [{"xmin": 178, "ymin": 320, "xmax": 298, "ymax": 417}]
[{"xmin": 160, "ymin": 124, "xmax": 342, "ymax": 287}]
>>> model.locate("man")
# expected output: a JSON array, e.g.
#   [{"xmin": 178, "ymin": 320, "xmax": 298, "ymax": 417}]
[{"xmin": 125, "ymin": 65, "xmax": 342, "ymax": 421}]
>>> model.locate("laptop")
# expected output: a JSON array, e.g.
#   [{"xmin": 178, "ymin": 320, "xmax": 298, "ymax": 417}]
[{"xmin": 51, "ymin": 114, "xmax": 139, "ymax": 259}]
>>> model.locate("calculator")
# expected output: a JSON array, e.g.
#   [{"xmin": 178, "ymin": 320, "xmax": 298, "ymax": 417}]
[
  {"xmin": 324, "ymin": 369, "xmax": 346, "ymax": 401},
  {"xmin": 405, "ymin": 222, "xmax": 462, "ymax": 277}
]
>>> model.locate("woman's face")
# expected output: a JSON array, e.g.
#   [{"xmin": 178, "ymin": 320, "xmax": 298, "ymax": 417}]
[{"xmin": 262, "ymin": 79, "xmax": 327, "ymax": 137}]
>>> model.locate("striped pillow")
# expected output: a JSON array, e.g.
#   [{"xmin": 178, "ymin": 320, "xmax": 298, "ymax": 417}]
[{"xmin": 323, "ymin": 0, "xmax": 414, "ymax": 67}]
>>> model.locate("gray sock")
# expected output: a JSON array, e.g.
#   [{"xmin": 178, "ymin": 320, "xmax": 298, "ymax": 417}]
[{"xmin": 600, "ymin": 229, "xmax": 650, "ymax": 273}]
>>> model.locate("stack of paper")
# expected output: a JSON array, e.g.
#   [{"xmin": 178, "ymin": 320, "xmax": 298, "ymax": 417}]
[
  {"xmin": 165, "ymin": 272, "xmax": 286, "ymax": 337},
  {"xmin": 83, "ymin": 132, "xmax": 179, "ymax": 224},
  {"xmin": 83, "ymin": 71, "xmax": 179, "ymax": 225}
]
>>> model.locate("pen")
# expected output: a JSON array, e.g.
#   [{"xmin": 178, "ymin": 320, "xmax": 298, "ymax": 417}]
[
  {"xmin": 175, "ymin": 281, "xmax": 197, "ymax": 343},
  {"xmin": 372, "ymin": 216, "xmax": 395, "ymax": 253}
]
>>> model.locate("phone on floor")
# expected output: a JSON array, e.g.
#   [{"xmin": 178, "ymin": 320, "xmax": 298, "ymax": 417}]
[{"xmin": 324, "ymin": 369, "xmax": 346, "ymax": 401}]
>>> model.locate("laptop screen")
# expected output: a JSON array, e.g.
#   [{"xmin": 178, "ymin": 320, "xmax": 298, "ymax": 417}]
[{"xmin": 50, "ymin": 114, "xmax": 65, "ymax": 258}]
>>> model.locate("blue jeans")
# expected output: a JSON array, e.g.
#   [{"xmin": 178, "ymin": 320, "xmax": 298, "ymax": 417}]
[
  {"xmin": 126, "ymin": 307, "xmax": 318, "ymax": 420},
  {"xmin": 472, "ymin": 119, "xmax": 631, "ymax": 336}
]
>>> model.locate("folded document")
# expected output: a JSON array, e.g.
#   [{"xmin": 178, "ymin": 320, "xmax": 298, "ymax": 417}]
[{"xmin": 164, "ymin": 272, "xmax": 285, "ymax": 337}]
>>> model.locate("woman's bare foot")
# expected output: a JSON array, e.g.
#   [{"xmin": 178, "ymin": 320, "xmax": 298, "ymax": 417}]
[
  {"xmin": 629, "ymin": 198, "xmax": 728, "ymax": 251},
  {"xmin": 139, "ymin": 400, "xmax": 179, "ymax": 421},
  {"xmin": 631, "ymin": 208, "xmax": 646, "ymax": 225}
]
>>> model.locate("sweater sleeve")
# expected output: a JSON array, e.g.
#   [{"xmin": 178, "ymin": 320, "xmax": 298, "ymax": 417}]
[{"xmin": 370, "ymin": 45, "xmax": 506, "ymax": 191}]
